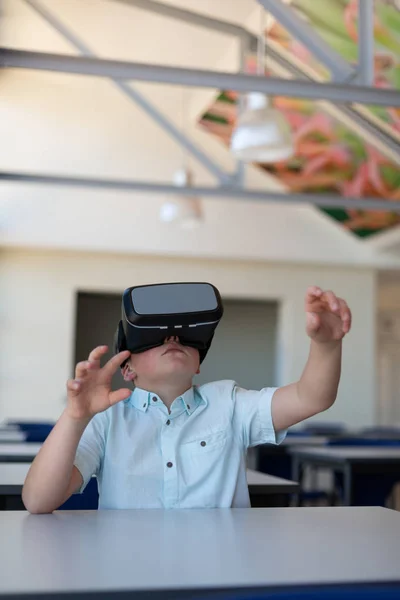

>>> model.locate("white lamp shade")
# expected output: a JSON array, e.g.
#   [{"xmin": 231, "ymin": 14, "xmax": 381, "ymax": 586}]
[
  {"xmin": 231, "ymin": 92, "xmax": 294, "ymax": 163},
  {"xmin": 159, "ymin": 168, "xmax": 203, "ymax": 228},
  {"xmin": 159, "ymin": 196, "xmax": 203, "ymax": 228}
]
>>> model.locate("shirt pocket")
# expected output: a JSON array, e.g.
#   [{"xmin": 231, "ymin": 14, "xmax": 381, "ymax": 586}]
[{"xmin": 181, "ymin": 430, "xmax": 227, "ymax": 455}]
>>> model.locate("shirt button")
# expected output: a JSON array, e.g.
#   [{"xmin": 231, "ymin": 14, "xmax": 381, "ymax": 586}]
[
  {"xmin": 167, "ymin": 462, "xmax": 173, "ymax": 468},
  {"xmin": 187, "ymin": 404, "xmax": 191, "ymax": 410},
  {"xmin": 166, "ymin": 420, "xmax": 171, "ymax": 426},
  {"xmin": 200, "ymin": 441, "xmax": 206, "ymax": 447},
  {"xmin": 152, "ymin": 396, "xmax": 158, "ymax": 402},
  {"xmin": 143, "ymin": 403, "xmax": 146, "ymax": 409}
]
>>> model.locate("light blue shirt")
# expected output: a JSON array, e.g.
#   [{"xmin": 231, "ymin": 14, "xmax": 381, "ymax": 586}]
[{"xmin": 74, "ymin": 380, "xmax": 286, "ymax": 509}]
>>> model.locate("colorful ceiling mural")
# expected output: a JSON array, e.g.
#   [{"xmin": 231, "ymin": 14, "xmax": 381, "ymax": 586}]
[{"xmin": 199, "ymin": 0, "xmax": 400, "ymax": 239}]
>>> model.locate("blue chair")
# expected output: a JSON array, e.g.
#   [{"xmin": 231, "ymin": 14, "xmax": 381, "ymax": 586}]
[
  {"xmin": 59, "ymin": 477, "xmax": 99, "ymax": 510},
  {"xmin": 7, "ymin": 421, "xmax": 54, "ymax": 443},
  {"xmin": 8, "ymin": 421, "xmax": 55, "ymax": 430},
  {"xmin": 24, "ymin": 425, "xmax": 54, "ymax": 443}
]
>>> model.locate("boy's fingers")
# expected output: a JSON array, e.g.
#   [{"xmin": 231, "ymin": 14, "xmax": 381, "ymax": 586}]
[
  {"xmin": 103, "ymin": 351, "xmax": 131, "ymax": 377},
  {"xmin": 306, "ymin": 312, "xmax": 320, "ymax": 333},
  {"xmin": 304, "ymin": 287, "xmax": 325, "ymax": 313},
  {"xmin": 75, "ymin": 361, "xmax": 91, "ymax": 379},
  {"xmin": 339, "ymin": 299, "xmax": 352, "ymax": 332},
  {"xmin": 321, "ymin": 290, "xmax": 339, "ymax": 313},
  {"xmin": 109, "ymin": 388, "xmax": 132, "ymax": 406},
  {"xmin": 88, "ymin": 345, "xmax": 109, "ymax": 364},
  {"xmin": 67, "ymin": 378, "xmax": 81, "ymax": 395},
  {"xmin": 306, "ymin": 286, "xmax": 323, "ymax": 300}
]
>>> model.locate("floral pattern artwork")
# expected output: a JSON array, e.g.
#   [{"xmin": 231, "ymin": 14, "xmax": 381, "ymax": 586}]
[{"xmin": 199, "ymin": 0, "xmax": 400, "ymax": 238}]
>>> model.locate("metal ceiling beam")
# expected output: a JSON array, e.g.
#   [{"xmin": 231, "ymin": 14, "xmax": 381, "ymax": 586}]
[
  {"xmin": 2, "ymin": 170, "xmax": 400, "ymax": 213},
  {"xmin": 24, "ymin": 0, "xmax": 233, "ymax": 186},
  {"xmin": 1, "ymin": 48, "xmax": 398, "ymax": 106},
  {"xmin": 112, "ymin": 0, "xmax": 249, "ymax": 40},
  {"xmin": 257, "ymin": 0, "xmax": 354, "ymax": 83},
  {"xmin": 234, "ymin": 35, "xmax": 248, "ymax": 187},
  {"xmin": 357, "ymin": 0, "xmax": 374, "ymax": 86},
  {"xmin": 114, "ymin": 0, "xmax": 354, "ymax": 84}
]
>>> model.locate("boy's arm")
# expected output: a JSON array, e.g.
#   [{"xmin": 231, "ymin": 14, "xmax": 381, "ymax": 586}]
[
  {"xmin": 22, "ymin": 412, "xmax": 87, "ymax": 514},
  {"xmin": 22, "ymin": 346, "xmax": 131, "ymax": 514},
  {"xmin": 271, "ymin": 287, "xmax": 351, "ymax": 433}
]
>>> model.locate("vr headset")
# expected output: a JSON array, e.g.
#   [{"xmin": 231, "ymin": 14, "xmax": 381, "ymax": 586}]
[{"xmin": 114, "ymin": 282, "xmax": 223, "ymax": 365}]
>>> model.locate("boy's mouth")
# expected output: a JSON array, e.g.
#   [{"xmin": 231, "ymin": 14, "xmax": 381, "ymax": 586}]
[{"xmin": 163, "ymin": 344, "xmax": 186, "ymax": 355}]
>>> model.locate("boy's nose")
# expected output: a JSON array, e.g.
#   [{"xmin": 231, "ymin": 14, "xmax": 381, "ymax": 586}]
[{"xmin": 164, "ymin": 336, "xmax": 180, "ymax": 344}]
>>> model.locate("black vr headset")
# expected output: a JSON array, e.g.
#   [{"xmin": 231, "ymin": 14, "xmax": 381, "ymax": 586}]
[{"xmin": 114, "ymin": 282, "xmax": 223, "ymax": 365}]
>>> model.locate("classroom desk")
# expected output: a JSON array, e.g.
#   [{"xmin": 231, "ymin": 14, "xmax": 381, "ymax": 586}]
[
  {"xmin": 290, "ymin": 446, "xmax": 400, "ymax": 506},
  {"xmin": 246, "ymin": 469, "xmax": 299, "ymax": 506},
  {"xmin": 0, "ymin": 464, "xmax": 299, "ymax": 510},
  {"xmin": 282, "ymin": 435, "xmax": 329, "ymax": 446},
  {"xmin": 0, "ymin": 507, "xmax": 399, "ymax": 599},
  {"xmin": 0, "ymin": 444, "xmax": 41, "ymax": 463},
  {"xmin": 0, "ymin": 431, "xmax": 26, "ymax": 443}
]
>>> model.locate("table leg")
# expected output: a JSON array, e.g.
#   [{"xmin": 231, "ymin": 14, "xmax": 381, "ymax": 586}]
[
  {"xmin": 343, "ymin": 464, "xmax": 353, "ymax": 506},
  {"xmin": 291, "ymin": 456, "xmax": 301, "ymax": 506}
]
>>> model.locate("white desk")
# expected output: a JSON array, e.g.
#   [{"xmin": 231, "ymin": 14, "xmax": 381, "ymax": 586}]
[
  {"xmin": 282, "ymin": 435, "xmax": 328, "ymax": 446},
  {"xmin": 0, "ymin": 508, "xmax": 399, "ymax": 598},
  {"xmin": 0, "ymin": 464, "xmax": 299, "ymax": 509},
  {"xmin": 0, "ymin": 431, "xmax": 26, "ymax": 443},
  {"xmin": 246, "ymin": 469, "xmax": 298, "ymax": 506},
  {"xmin": 0, "ymin": 443, "xmax": 41, "ymax": 463},
  {"xmin": 0, "ymin": 463, "xmax": 31, "ymax": 495}
]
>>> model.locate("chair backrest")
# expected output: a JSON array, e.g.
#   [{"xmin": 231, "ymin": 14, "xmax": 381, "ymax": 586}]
[
  {"xmin": 24, "ymin": 425, "xmax": 54, "ymax": 443},
  {"xmin": 59, "ymin": 477, "xmax": 99, "ymax": 510},
  {"xmin": 327, "ymin": 437, "xmax": 400, "ymax": 447},
  {"xmin": 8, "ymin": 421, "xmax": 55, "ymax": 431}
]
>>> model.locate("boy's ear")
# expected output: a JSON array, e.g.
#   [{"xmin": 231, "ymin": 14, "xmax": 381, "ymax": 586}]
[{"xmin": 122, "ymin": 364, "xmax": 137, "ymax": 382}]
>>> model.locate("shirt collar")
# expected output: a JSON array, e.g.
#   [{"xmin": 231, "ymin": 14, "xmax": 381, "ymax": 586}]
[{"xmin": 127, "ymin": 386, "xmax": 199, "ymax": 415}]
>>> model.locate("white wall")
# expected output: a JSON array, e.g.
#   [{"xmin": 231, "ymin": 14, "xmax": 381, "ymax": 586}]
[{"xmin": 0, "ymin": 248, "xmax": 376, "ymax": 427}]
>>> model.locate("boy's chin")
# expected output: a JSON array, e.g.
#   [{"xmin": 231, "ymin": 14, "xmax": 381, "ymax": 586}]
[{"xmin": 161, "ymin": 365, "xmax": 195, "ymax": 379}]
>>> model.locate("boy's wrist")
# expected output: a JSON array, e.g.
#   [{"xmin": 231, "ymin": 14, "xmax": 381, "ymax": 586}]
[
  {"xmin": 62, "ymin": 408, "xmax": 92, "ymax": 428},
  {"xmin": 310, "ymin": 338, "xmax": 342, "ymax": 353}
]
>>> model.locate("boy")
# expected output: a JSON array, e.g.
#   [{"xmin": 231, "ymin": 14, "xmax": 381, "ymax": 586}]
[{"xmin": 23, "ymin": 285, "xmax": 351, "ymax": 513}]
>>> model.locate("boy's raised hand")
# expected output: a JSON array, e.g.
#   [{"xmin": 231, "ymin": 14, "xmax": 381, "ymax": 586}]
[
  {"xmin": 66, "ymin": 346, "xmax": 132, "ymax": 421},
  {"xmin": 305, "ymin": 286, "xmax": 352, "ymax": 344}
]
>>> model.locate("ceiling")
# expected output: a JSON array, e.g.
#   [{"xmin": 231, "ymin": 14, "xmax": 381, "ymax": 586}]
[{"xmin": 1, "ymin": 0, "xmax": 400, "ymax": 263}]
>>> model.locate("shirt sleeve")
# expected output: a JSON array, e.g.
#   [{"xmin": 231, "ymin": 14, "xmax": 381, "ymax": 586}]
[
  {"xmin": 73, "ymin": 412, "xmax": 108, "ymax": 493},
  {"xmin": 233, "ymin": 385, "xmax": 287, "ymax": 448}
]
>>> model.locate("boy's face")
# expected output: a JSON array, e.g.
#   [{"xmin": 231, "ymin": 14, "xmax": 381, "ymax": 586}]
[{"xmin": 122, "ymin": 336, "xmax": 200, "ymax": 385}]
